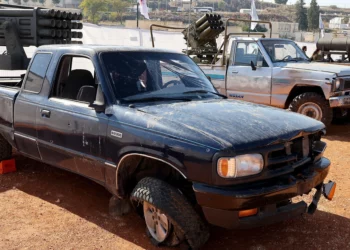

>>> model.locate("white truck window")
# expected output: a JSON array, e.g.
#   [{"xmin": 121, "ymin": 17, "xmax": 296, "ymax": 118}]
[{"xmin": 234, "ymin": 42, "xmax": 266, "ymax": 66}]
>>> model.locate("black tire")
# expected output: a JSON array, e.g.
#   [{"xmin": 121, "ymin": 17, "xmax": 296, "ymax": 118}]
[
  {"xmin": 288, "ymin": 92, "xmax": 333, "ymax": 127},
  {"xmin": 131, "ymin": 177, "xmax": 209, "ymax": 249},
  {"xmin": 0, "ymin": 134, "xmax": 12, "ymax": 161}
]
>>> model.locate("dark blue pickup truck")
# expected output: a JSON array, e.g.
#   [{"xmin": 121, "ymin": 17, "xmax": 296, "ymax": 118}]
[{"xmin": 0, "ymin": 45, "xmax": 335, "ymax": 249}]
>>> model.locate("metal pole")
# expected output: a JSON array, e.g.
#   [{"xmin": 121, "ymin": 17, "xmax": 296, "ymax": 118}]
[
  {"xmin": 187, "ymin": 0, "xmax": 192, "ymax": 55},
  {"xmin": 137, "ymin": 2, "xmax": 139, "ymax": 28}
]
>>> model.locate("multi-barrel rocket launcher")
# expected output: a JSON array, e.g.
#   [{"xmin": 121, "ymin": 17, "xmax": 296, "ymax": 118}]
[
  {"xmin": 182, "ymin": 14, "xmax": 225, "ymax": 64},
  {"xmin": 0, "ymin": 4, "xmax": 83, "ymax": 70}
]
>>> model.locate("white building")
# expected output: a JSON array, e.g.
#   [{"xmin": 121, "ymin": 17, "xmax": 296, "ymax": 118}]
[
  {"xmin": 239, "ymin": 9, "xmax": 263, "ymax": 14},
  {"xmin": 329, "ymin": 17, "xmax": 349, "ymax": 29}
]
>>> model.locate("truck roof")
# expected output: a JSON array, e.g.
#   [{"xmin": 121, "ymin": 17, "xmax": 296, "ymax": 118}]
[
  {"xmin": 231, "ymin": 38, "xmax": 294, "ymax": 42},
  {"xmin": 36, "ymin": 45, "xmax": 181, "ymax": 55}
]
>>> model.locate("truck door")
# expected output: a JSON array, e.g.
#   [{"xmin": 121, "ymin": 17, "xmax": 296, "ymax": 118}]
[
  {"xmin": 36, "ymin": 55, "xmax": 108, "ymax": 183},
  {"xmin": 14, "ymin": 53, "xmax": 53, "ymax": 159},
  {"xmin": 226, "ymin": 41, "xmax": 272, "ymax": 105}
]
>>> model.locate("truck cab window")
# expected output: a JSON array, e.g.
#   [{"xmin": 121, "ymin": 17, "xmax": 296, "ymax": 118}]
[
  {"xmin": 52, "ymin": 56, "xmax": 97, "ymax": 104},
  {"xmin": 24, "ymin": 53, "xmax": 52, "ymax": 93},
  {"xmin": 234, "ymin": 42, "xmax": 267, "ymax": 67}
]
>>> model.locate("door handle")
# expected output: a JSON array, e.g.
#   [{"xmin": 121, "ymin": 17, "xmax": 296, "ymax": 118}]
[
  {"xmin": 232, "ymin": 71, "xmax": 239, "ymax": 74},
  {"xmin": 41, "ymin": 109, "xmax": 51, "ymax": 118}
]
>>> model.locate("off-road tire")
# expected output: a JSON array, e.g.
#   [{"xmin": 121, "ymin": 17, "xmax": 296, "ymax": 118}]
[
  {"xmin": 130, "ymin": 177, "xmax": 209, "ymax": 249},
  {"xmin": 0, "ymin": 134, "xmax": 12, "ymax": 161},
  {"xmin": 288, "ymin": 92, "xmax": 333, "ymax": 127}
]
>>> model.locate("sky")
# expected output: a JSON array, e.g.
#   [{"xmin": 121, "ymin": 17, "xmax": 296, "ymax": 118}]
[{"xmin": 264, "ymin": 0, "xmax": 348, "ymax": 8}]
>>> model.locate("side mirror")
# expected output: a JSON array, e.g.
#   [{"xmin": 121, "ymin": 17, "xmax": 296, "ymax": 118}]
[
  {"xmin": 77, "ymin": 86, "xmax": 96, "ymax": 104},
  {"xmin": 89, "ymin": 100, "xmax": 105, "ymax": 113},
  {"xmin": 250, "ymin": 61, "xmax": 257, "ymax": 71}
]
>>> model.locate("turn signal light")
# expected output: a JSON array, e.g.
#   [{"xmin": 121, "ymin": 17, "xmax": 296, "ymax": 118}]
[
  {"xmin": 238, "ymin": 208, "xmax": 258, "ymax": 218},
  {"xmin": 323, "ymin": 181, "xmax": 336, "ymax": 201}
]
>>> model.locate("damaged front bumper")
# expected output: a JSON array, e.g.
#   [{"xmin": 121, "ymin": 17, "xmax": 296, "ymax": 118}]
[
  {"xmin": 193, "ymin": 157, "xmax": 335, "ymax": 229},
  {"xmin": 329, "ymin": 94, "xmax": 350, "ymax": 108}
]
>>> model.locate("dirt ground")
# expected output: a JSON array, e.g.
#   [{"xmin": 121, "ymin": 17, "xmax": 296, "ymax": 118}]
[{"xmin": 0, "ymin": 124, "xmax": 349, "ymax": 250}]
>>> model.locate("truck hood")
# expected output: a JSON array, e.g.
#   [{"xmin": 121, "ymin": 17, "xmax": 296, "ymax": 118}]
[
  {"xmin": 283, "ymin": 62, "xmax": 350, "ymax": 77},
  {"xmin": 127, "ymin": 99, "xmax": 325, "ymax": 151}
]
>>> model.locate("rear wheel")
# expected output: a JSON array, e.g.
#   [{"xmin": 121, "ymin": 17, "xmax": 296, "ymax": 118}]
[
  {"xmin": 0, "ymin": 135, "xmax": 12, "ymax": 161},
  {"xmin": 288, "ymin": 92, "xmax": 333, "ymax": 127},
  {"xmin": 131, "ymin": 177, "xmax": 209, "ymax": 249}
]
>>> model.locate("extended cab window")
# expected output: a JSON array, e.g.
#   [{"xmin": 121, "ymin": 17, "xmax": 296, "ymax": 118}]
[
  {"xmin": 51, "ymin": 56, "xmax": 97, "ymax": 104},
  {"xmin": 234, "ymin": 42, "xmax": 268, "ymax": 67},
  {"xmin": 24, "ymin": 53, "xmax": 52, "ymax": 93}
]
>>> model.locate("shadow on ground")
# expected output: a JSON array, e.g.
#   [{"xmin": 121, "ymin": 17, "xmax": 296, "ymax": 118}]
[{"xmin": 324, "ymin": 123, "xmax": 350, "ymax": 143}]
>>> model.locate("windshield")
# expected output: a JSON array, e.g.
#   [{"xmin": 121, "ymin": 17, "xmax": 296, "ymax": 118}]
[
  {"xmin": 101, "ymin": 52, "xmax": 218, "ymax": 103},
  {"xmin": 261, "ymin": 40, "xmax": 309, "ymax": 63}
]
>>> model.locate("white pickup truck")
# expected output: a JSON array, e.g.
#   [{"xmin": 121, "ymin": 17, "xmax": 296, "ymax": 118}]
[{"xmin": 200, "ymin": 37, "xmax": 350, "ymax": 126}]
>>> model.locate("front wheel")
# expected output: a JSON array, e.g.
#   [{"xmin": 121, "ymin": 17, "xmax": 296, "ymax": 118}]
[
  {"xmin": 131, "ymin": 177, "xmax": 209, "ymax": 249},
  {"xmin": 288, "ymin": 92, "xmax": 333, "ymax": 127}
]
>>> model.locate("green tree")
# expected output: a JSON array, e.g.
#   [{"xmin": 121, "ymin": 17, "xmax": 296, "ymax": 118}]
[
  {"xmin": 109, "ymin": 0, "xmax": 130, "ymax": 24},
  {"xmin": 80, "ymin": 0, "xmax": 107, "ymax": 24},
  {"xmin": 275, "ymin": 0, "xmax": 288, "ymax": 4},
  {"xmin": 218, "ymin": 1, "xmax": 227, "ymax": 11},
  {"xmin": 295, "ymin": 0, "xmax": 308, "ymax": 31},
  {"xmin": 52, "ymin": 0, "xmax": 61, "ymax": 5},
  {"xmin": 307, "ymin": 0, "xmax": 320, "ymax": 31},
  {"xmin": 39, "ymin": 0, "xmax": 45, "ymax": 5}
]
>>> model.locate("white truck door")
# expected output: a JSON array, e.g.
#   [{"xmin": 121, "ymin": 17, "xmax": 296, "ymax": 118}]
[{"xmin": 226, "ymin": 41, "xmax": 272, "ymax": 105}]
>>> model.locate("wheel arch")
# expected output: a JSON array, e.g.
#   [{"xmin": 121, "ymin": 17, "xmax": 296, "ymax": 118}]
[
  {"xmin": 284, "ymin": 85, "xmax": 326, "ymax": 109},
  {"xmin": 115, "ymin": 152, "xmax": 188, "ymax": 199}
]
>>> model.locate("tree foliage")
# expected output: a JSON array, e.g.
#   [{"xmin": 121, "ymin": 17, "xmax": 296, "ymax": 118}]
[
  {"xmin": 39, "ymin": 0, "xmax": 46, "ymax": 5},
  {"xmin": 275, "ymin": 0, "xmax": 288, "ymax": 4},
  {"xmin": 109, "ymin": 0, "xmax": 130, "ymax": 24},
  {"xmin": 307, "ymin": 0, "xmax": 320, "ymax": 31},
  {"xmin": 80, "ymin": 0, "xmax": 108, "ymax": 24},
  {"xmin": 295, "ymin": 0, "xmax": 308, "ymax": 31}
]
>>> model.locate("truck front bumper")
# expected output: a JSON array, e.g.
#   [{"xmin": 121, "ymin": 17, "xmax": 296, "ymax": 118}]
[
  {"xmin": 193, "ymin": 157, "xmax": 332, "ymax": 229},
  {"xmin": 329, "ymin": 95, "xmax": 350, "ymax": 108}
]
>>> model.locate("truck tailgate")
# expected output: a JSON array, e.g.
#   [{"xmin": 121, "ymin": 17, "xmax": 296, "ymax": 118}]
[{"xmin": 0, "ymin": 87, "xmax": 20, "ymax": 128}]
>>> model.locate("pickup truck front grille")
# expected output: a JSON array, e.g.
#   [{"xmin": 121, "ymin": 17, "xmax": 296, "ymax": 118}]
[
  {"xmin": 344, "ymin": 80, "xmax": 350, "ymax": 90},
  {"xmin": 267, "ymin": 135, "xmax": 314, "ymax": 170}
]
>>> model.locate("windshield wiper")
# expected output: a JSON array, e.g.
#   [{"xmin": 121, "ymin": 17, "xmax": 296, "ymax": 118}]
[
  {"xmin": 294, "ymin": 57, "xmax": 310, "ymax": 62},
  {"xmin": 122, "ymin": 96, "xmax": 192, "ymax": 103},
  {"xmin": 182, "ymin": 89, "xmax": 227, "ymax": 99}
]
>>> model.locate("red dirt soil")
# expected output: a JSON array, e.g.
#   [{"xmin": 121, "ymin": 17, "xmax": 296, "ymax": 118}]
[{"xmin": 0, "ymin": 124, "xmax": 349, "ymax": 250}]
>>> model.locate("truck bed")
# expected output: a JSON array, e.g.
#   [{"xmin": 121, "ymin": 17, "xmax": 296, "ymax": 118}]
[
  {"xmin": 0, "ymin": 84, "xmax": 20, "ymax": 147},
  {"xmin": 0, "ymin": 70, "xmax": 25, "ymax": 88}
]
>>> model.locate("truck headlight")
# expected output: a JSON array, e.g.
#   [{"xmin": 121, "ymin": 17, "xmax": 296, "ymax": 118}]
[
  {"xmin": 335, "ymin": 79, "xmax": 341, "ymax": 90},
  {"xmin": 217, "ymin": 154, "xmax": 264, "ymax": 178}
]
